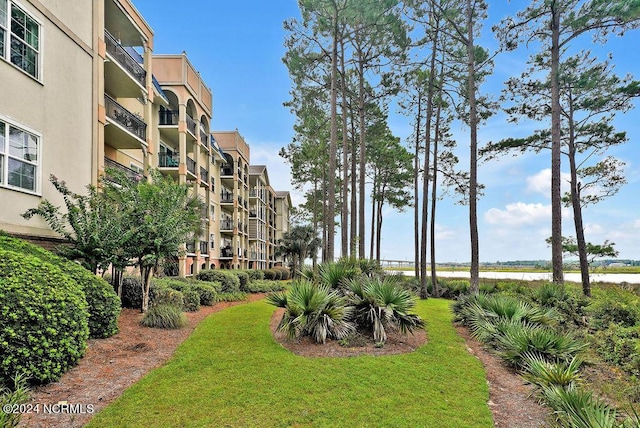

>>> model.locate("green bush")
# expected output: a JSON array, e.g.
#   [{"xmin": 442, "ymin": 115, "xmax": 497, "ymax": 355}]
[
  {"xmin": 0, "ymin": 373, "xmax": 30, "ymax": 428},
  {"xmin": 0, "ymin": 233, "xmax": 120, "ymax": 339},
  {"xmin": 245, "ymin": 269, "xmax": 264, "ymax": 281},
  {"xmin": 0, "ymin": 250, "xmax": 89, "ymax": 384},
  {"xmin": 234, "ymin": 271, "xmax": 250, "ymax": 292},
  {"xmin": 196, "ymin": 270, "xmax": 240, "ymax": 293},
  {"xmin": 263, "ymin": 269, "xmax": 278, "ymax": 280},
  {"xmin": 275, "ymin": 267, "xmax": 290, "ymax": 280},
  {"xmin": 245, "ymin": 279, "xmax": 288, "ymax": 293},
  {"xmin": 141, "ymin": 304, "xmax": 187, "ymax": 329},
  {"xmin": 122, "ymin": 277, "xmax": 185, "ymax": 309},
  {"xmin": 588, "ymin": 295, "xmax": 640, "ymax": 330},
  {"xmin": 440, "ymin": 279, "xmax": 469, "ymax": 298},
  {"xmin": 592, "ymin": 325, "xmax": 640, "ymax": 376},
  {"xmin": 153, "ymin": 279, "xmax": 200, "ymax": 312},
  {"xmin": 188, "ymin": 281, "xmax": 218, "ymax": 306},
  {"xmin": 216, "ymin": 291, "xmax": 248, "ymax": 302}
]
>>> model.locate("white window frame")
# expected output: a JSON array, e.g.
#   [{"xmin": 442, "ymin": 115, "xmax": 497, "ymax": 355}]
[
  {"xmin": 0, "ymin": 115, "xmax": 41, "ymax": 195},
  {"xmin": 0, "ymin": 0, "xmax": 42, "ymax": 81}
]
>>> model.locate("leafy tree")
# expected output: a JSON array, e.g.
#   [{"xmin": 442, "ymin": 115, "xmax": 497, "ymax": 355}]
[
  {"xmin": 546, "ymin": 236, "xmax": 619, "ymax": 266},
  {"xmin": 495, "ymin": 0, "xmax": 640, "ymax": 285},
  {"xmin": 275, "ymin": 224, "xmax": 321, "ymax": 278},
  {"xmin": 103, "ymin": 169, "xmax": 204, "ymax": 312},
  {"xmin": 484, "ymin": 50, "xmax": 636, "ymax": 296},
  {"xmin": 22, "ymin": 174, "xmax": 132, "ymax": 275}
]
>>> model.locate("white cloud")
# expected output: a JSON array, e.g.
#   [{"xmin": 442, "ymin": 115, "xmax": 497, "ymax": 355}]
[
  {"xmin": 634, "ymin": 219, "xmax": 640, "ymax": 229},
  {"xmin": 584, "ymin": 223, "xmax": 604, "ymax": 235},
  {"xmin": 485, "ymin": 202, "xmax": 552, "ymax": 226},
  {"xmin": 526, "ymin": 168, "xmax": 571, "ymax": 197}
]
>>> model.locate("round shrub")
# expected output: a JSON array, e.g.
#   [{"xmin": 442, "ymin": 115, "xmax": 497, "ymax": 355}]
[
  {"xmin": 122, "ymin": 277, "xmax": 185, "ymax": 309},
  {"xmin": 141, "ymin": 304, "xmax": 187, "ymax": 329},
  {"xmin": 235, "ymin": 271, "xmax": 250, "ymax": 292},
  {"xmin": 263, "ymin": 269, "xmax": 277, "ymax": 280},
  {"xmin": 275, "ymin": 267, "xmax": 290, "ymax": 280},
  {"xmin": 0, "ymin": 233, "xmax": 120, "ymax": 339},
  {"xmin": 0, "ymin": 250, "xmax": 89, "ymax": 384},
  {"xmin": 196, "ymin": 270, "xmax": 240, "ymax": 293},
  {"xmin": 121, "ymin": 276, "xmax": 143, "ymax": 309},
  {"xmin": 189, "ymin": 281, "xmax": 218, "ymax": 306},
  {"xmin": 246, "ymin": 269, "xmax": 264, "ymax": 281},
  {"xmin": 150, "ymin": 284, "xmax": 185, "ymax": 309}
]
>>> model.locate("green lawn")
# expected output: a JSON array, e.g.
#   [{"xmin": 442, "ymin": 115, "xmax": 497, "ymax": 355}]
[{"xmin": 87, "ymin": 299, "xmax": 493, "ymax": 427}]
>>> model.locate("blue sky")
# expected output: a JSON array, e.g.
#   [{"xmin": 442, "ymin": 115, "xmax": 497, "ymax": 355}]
[{"xmin": 133, "ymin": 0, "xmax": 640, "ymax": 263}]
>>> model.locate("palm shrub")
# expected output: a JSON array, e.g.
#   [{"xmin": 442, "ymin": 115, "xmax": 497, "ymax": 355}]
[
  {"xmin": 358, "ymin": 259, "xmax": 382, "ymax": 277},
  {"xmin": 141, "ymin": 304, "xmax": 187, "ymax": 329},
  {"xmin": 318, "ymin": 261, "xmax": 359, "ymax": 289},
  {"xmin": 495, "ymin": 322, "xmax": 586, "ymax": 368},
  {"xmin": 267, "ymin": 280, "xmax": 354, "ymax": 343},
  {"xmin": 347, "ymin": 276, "xmax": 424, "ymax": 344},
  {"xmin": 539, "ymin": 384, "xmax": 632, "ymax": 428},
  {"xmin": 0, "ymin": 373, "xmax": 30, "ymax": 428},
  {"xmin": 0, "ymin": 251, "xmax": 89, "ymax": 384},
  {"xmin": 521, "ymin": 354, "xmax": 582, "ymax": 388}
]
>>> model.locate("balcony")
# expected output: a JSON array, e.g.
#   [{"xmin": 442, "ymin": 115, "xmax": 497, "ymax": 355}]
[
  {"xmin": 104, "ymin": 94, "xmax": 147, "ymax": 148},
  {"xmin": 220, "ymin": 191, "xmax": 234, "ymax": 204},
  {"xmin": 159, "ymin": 108, "xmax": 179, "ymax": 126},
  {"xmin": 104, "ymin": 157, "xmax": 144, "ymax": 181},
  {"xmin": 199, "ymin": 129, "xmax": 209, "ymax": 149},
  {"xmin": 221, "ymin": 166, "xmax": 233, "ymax": 177},
  {"xmin": 199, "ymin": 167, "xmax": 209, "ymax": 187},
  {"xmin": 199, "ymin": 241, "xmax": 208, "ymax": 255},
  {"xmin": 186, "ymin": 114, "xmax": 197, "ymax": 136},
  {"xmin": 104, "ymin": 30, "xmax": 146, "ymax": 97},
  {"xmin": 220, "ymin": 245, "xmax": 234, "ymax": 258},
  {"xmin": 186, "ymin": 242, "xmax": 196, "ymax": 254},
  {"xmin": 186, "ymin": 157, "xmax": 196, "ymax": 176},
  {"xmin": 220, "ymin": 219, "xmax": 234, "ymax": 231},
  {"xmin": 158, "ymin": 152, "xmax": 179, "ymax": 168}
]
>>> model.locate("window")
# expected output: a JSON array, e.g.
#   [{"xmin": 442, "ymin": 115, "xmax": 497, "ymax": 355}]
[
  {"xmin": 0, "ymin": 1, "xmax": 41, "ymax": 79},
  {"xmin": 0, "ymin": 118, "xmax": 40, "ymax": 192}
]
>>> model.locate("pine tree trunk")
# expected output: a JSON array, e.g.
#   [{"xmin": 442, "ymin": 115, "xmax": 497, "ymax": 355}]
[
  {"xmin": 326, "ymin": 4, "xmax": 339, "ymax": 263},
  {"xmin": 340, "ymin": 37, "xmax": 349, "ymax": 259}
]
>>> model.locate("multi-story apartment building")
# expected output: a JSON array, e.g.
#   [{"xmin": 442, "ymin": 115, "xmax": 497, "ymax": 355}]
[
  {"xmin": 0, "ymin": 0, "xmax": 95, "ymax": 247},
  {"xmin": 213, "ymin": 130, "xmax": 251, "ymax": 270},
  {"xmin": 0, "ymin": 0, "xmax": 290, "ymax": 275}
]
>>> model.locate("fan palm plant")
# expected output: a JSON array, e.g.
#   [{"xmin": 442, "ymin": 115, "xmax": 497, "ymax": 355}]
[
  {"xmin": 266, "ymin": 280, "xmax": 354, "ymax": 343},
  {"xmin": 347, "ymin": 276, "xmax": 424, "ymax": 344}
]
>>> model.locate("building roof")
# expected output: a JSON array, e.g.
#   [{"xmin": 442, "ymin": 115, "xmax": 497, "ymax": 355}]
[{"xmin": 249, "ymin": 165, "xmax": 267, "ymax": 175}]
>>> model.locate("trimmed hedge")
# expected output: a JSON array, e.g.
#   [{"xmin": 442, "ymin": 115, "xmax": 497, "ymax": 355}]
[
  {"xmin": 121, "ymin": 277, "xmax": 185, "ymax": 310},
  {"xmin": 245, "ymin": 269, "xmax": 264, "ymax": 281},
  {"xmin": 196, "ymin": 270, "xmax": 240, "ymax": 293},
  {"xmin": 0, "ymin": 251, "xmax": 89, "ymax": 384},
  {"xmin": 154, "ymin": 279, "xmax": 200, "ymax": 312},
  {"xmin": 0, "ymin": 233, "xmax": 120, "ymax": 339},
  {"xmin": 188, "ymin": 281, "xmax": 218, "ymax": 306}
]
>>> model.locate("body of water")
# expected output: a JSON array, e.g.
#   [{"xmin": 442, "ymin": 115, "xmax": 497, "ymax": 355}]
[{"xmin": 398, "ymin": 270, "xmax": 640, "ymax": 284}]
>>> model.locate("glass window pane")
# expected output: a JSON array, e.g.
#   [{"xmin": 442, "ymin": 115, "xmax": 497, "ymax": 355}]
[
  {"xmin": 0, "ymin": 154, "xmax": 3, "ymax": 184},
  {"xmin": 8, "ymin": 126, "xmax": 37, "ymax": 162},
  {"xmin": 26, "ymin": 16, "xmax": 37, "ymax": 49},
  {"xmin": 0, "ymin": 0, "xmax": 7, "ymax": 27},
  {"xmin": 0, "ymin": 27, "xmax": 4, "ymax": 57},
  {"xmin": 8, "ymin": 157, "xmax": 35, "ymax": 191},
  {"xmin": 0, "ymin": 122, "xmax": 4, "ymax": 153},
  {"xmin": 10, "ymin": 37, "xmax": 36, "ymax": 76},
  {"xmin": 10, "ymin": 6, "xmax": 24, "ymax": 40}
]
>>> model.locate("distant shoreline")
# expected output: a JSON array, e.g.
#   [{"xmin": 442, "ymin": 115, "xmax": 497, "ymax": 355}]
[{"xmin": 390, "ymin": 269, "xmax": 640, "ymax": 284}]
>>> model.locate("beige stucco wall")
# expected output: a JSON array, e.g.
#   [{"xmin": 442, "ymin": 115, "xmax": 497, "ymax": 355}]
[{"xmin": 0, "ymin": 0, "xmax": 95, "ymax": 238}]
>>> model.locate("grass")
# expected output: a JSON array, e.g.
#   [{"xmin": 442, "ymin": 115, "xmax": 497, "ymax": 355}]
[{"xmin": 87, "ymin": 299, "xmax": 493, "ymax": 427}]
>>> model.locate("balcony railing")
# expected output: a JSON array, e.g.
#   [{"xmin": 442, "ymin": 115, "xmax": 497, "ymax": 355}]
[
  {"xmin": 159, "ymin": 108, "xmax": 178, "ymax": 126},
  {"xmin": 221, "ymin": 166, "xmax": 233, "ymax": 176},
  {"xmin": 186, "ymin": 157, "xmax": 196, "ymax": 175},
  {"xmin": 220, "ymin": 219, "xmax": 234, "ymax": 231},
  {"xmin": 186, "ymin": 114, "xmax": 197, "ymax": 135},
  {"xmin": 104, "ymin": 30, "xmax": 146, "ymax": 87},
  {"xmin": 158, "ymin": 152, "xmax": 179, "ymax": 168},
  {"xmin": 199, "ymin": 129, "xmax": 208, "ymax": 147},
  {"xmin": 220, "ymin": 191, "xmax": 234, "ymax": 203},
  {"xmin": 200, "ymin": 167, "xmax": 209, "ymax": 185},
  {"xmin": 105, "ymin": 94, "xmax": 146, "ymax": 141},
  {"xmin": 104, "ymin": 157, "xmax": 144, "ymax": 181},
  {"xmin": 220, "ymin": 246, "xmax": 234, "ymax": 258},
  {"xmin": 186, "ymin": 242, "xmax": 196, "ymax": 253}
]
